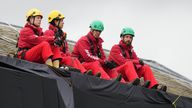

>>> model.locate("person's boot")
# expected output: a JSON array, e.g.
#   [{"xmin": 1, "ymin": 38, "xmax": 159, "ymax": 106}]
[
  {"xmin": 131, "ymin": 78, "xmax": 140, "ymax": 86},
  {"xmin": 84, "ymin": 70, "xmax": 93, "ymax": 76},
  {"xmin": 151, "ymin": 84, "xmax": 158, "ymax": 89},
  {"xmin": 45, "ymin": 58, "xmax": 53, "ymax": 66},
  {"xmin": 151, "ymin": 84, "xmax": 167, "ymax": 92},
  {"xmin": 160, "ymin": 85, "xmax": 167, "ymax": 92},
  {"xmin": 114, "ymin": 74, "xmax": 122, "ymax": 81},
  {"xmin": 142, "ymin": 80, "xmax": 151, "ymax": 88},
  {"xmin": 53, "ymin": 60, "xmax": 60, "ymax": 68},
  {"xmin": 94, "ymin": 72, "xmax": 101, "ymax": 77}
]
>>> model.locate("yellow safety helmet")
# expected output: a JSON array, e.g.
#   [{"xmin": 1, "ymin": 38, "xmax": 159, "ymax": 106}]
[
  {"xmin": 48, "ymin": 10, "xmax": 65, "ymax": 23},
  {"xmin": 26, "ymin": 8, "xmax": 43, "ymax": 21}
]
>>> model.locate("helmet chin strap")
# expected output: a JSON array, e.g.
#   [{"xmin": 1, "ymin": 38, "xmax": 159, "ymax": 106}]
[
  {"xmin": 56, "ymin": 20, "xmax": 61, "ymax": 29},
  {"xmin": 31, "ymin": 16, "xmax": 39, "ymax": 27}
]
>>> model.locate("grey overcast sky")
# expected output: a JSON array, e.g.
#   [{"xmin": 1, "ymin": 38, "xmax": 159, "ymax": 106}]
[{"xmin": 0, "ymin": 0, "xmax": 192, "ymax": 80}]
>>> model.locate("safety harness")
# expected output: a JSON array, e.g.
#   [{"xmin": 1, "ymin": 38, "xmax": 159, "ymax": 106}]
[
  {"xmin": 86, "ymin": 35, "xmax": 102, "ymax": 58},
  {"xmin": 118, "ymin": 44, "xmax": 133, "ymax": 59}
]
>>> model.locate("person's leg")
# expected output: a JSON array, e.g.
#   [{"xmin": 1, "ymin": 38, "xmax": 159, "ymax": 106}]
[
  {"xmin": 107, "ymin": 69, "xmax": 126, "ymax": 83},
  {"xmin": 117, "ymin": 61, "xmax": 139, "ymax": 82},
  {"xmin": 73, "ymin": 58, "xmax": 87, "ymax": 73},
  {"xmin": 51, "ymin": 45, "xmax": 62, "ymax": 68},
  {"xmin": 83, "ymin": 61, "xmax": 111, "ymax": 80},
  {"xmin": 61, "ymin": 56, "xmax": 87, "ymax": 73},
  {"xmin": 25, "ymin": 41, "xmax": 53, "ymax": 64},
  {"xmin": 137, "ymin": 64, "xmax": 158, "ymax": 88}
]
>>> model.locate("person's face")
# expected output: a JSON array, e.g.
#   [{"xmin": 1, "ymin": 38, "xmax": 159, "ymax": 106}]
[
  {"xmin": 30, "ymin": 15, "xmax": 42, "ymax": 27},
  {"xmin": 122, "ymin": 35, "xmax": 133, "ymax": 46},
  {"xmin": 92, "ymin": 30, "xmax": 101, "ymax": 38},
  {"xmin": 55, "ymin": 19, "xmax": 64, "ymax": 29}
]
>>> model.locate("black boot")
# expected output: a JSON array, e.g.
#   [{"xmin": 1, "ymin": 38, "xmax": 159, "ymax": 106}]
[
  {"xmin": 84, "ymin": 70, "xmax": 93, "ymax": 76},
  {"xmin": 142, "ymin": 80, "xmax": 151, "ymax": 88},
  {"xmin": 131, "ymin": 78, "xmax": 140, "ymax": 86},
  {"xmin": 94, "ymin": 72, "xmax": 101, "ymax": 77},
  {"xmin": 151, "ymin": 84, "xmax": 167, "ymax": 92},
  {"xmin": 114, "ymin": 74, "xmax": 122, "ymax": 81},
  {"xmin": 160, "ymin": 85, "xmax": 167, "ymax": 92}
]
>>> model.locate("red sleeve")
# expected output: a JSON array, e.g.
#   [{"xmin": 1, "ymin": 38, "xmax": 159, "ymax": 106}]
[
  {"xmin": 20, "ymin": 28, "xmax": 54, "ymax": 46},
  {"xmin": 130, "ymin": 49, "xmax": 140, "ymax": 64},
  {"xmin": 77, "ymin": 38, "xmax": 104, "ymax": 63},
  {"xmin": 44, "ymin": 30, "xmax": 55, "ymax": 37},
  {"xmin": 109, "ymin": 45, "xmax": 128, "ymax": 65}
]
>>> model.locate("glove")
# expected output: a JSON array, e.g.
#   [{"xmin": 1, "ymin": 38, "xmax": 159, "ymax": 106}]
[
  {"xmin": 54, "ymin": 37, "xmax": 63, "ymax": 47},
  {"xmin": 104, "ymin": 61, "xmax": 116, "ymax": 69},
  {"xmin": 139, "ymin": 59, "xmax": 144, "ymax": 65}
]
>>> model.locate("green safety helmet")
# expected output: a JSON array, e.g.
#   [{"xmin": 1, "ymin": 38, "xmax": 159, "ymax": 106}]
[
  {"xmin": 120, "ymin": 27, "xmax": 135, "ymax": 37},
  {"xmin": 89, "ymin": 20, "xmax": 104, "ymax": 32}
]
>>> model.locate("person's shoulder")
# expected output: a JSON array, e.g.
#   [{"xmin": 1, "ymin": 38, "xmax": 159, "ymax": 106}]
[
  {"xmin": 77, "ymin": 35, "xmax": 88, "ymax": 42},
  {"xmin": 112, "ymin": 44, "xmax": 119, "ymax": 48},
  {"xmin": 20, "ymin": 27, "xmax": 33, "ymax": 34},
  {"xmin": 44, "ymin": 29, "xmax": 54, "ymax": 36}
]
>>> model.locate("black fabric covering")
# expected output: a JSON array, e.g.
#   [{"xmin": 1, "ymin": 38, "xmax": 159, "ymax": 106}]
[
  {"xmin": 0, "ymin": 56, "xmax": 73, "ymax": 108},
  {"xmin": 0, "ymin": 56, "xmax": 192, "ymax": 108},
  {"xmin": 71, "ymin": 72, "xmax": 192, "ymax": 108},
  {"xmin": 0, "ymin": 66, "xmax": 65, "ymax": 108}
]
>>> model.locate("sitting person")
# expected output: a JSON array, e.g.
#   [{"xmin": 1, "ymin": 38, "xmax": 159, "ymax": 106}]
[
  {"xmin": 108, "ymin": 27, "xmax": 167, "ymax": 91},
  {"xmin": 44, "ymin": 10, "xmax": 90, "ymax": 74},
  {"xmin": 72, "ymin": 20, "xmax": 121, "ymax": 81},
  {"xmin": 17, "ymin": 8, "xmax": 61, "ymax": 68}
]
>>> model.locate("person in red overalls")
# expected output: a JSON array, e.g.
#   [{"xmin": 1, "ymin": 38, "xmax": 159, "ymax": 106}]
[
  {"xmin": 108, "ymin": 27, "xmax": 167, "ymax": 91},
  {"xmin": 72, "ymin": 20, "xmax": 121, "ymax": 81},
  {"xmin": 44, "ymin": 10, "xmax": 89, "ymax": 74},
  {"xmin": 17, "ymin": 8, "xmax": 62, "ymax": 68}
]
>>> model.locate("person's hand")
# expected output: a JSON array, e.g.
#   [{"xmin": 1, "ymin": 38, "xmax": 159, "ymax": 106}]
[{"xmin": 104, "ymin": 61, "xmax": 116, "ymax": 69}]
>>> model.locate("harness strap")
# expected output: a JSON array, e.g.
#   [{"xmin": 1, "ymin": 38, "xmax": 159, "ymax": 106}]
[
  {"xmin": 86, "ymin": 35, "xmax": 101, "ymax": 58},
  {"xmin": 118, "ymin": 44, "xmax": 132, "ymax": 59}
]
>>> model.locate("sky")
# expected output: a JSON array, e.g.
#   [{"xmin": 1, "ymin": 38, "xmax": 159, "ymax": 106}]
[{"xmin": 0, "ymin": 0, "xmax": 192, "ymax": 80}]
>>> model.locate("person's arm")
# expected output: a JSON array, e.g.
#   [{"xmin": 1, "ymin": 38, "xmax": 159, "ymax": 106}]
[
  {"xmin": 131, "ymin": 50, "xmax": 140, "ymax": 63},
  {"xmin": 20, "ymin": 28, "xmax": 54, "ymax": 46},
  {"xmin": 109, "ymin": 45, "xmax": 128, "ymax": 65},
  {"xmin": 77, "ymin": 39, "xmax": 103, "ymax": 63}
]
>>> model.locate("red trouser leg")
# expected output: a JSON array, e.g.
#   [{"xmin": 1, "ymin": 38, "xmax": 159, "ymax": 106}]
[
  {"xmin": 61, "ymin": 56, "xmax": 87, "ymax": 73},
  {"xmin": 25, "ymin": 41, "xmax": 53, "ymax": 63},
  {"xmin": 111, "ymin": 61, "xmax": 139, "ymax": 82},
  {"xmin": 107, "ymin": 69, "xmax": 126, "ymax": 83},
  {"xmin": 73, "ymin": 58, "xmax": 87, "ymax": 73},
  {"xmin": 82, "ymin": 61, "xmax": 111, "ymax": 80},
  {"xmin": 51, "ymin": 45, "xmax": 62, "ymax": 60},
  {"xmin": 137, "ymin": 64, "xmax": 158, "ymax": 88}
]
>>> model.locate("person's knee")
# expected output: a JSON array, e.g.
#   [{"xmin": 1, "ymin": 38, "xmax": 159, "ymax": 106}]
[
  {"xmin": 125, "ymin": 61, "xmax": 134, "ymax": 65},
  {"xmin": 143, "ymin": 64, "xmax": 151, "ymax": 69},
  {"xmin": 92, "ymin": 61, "xmax": 101, "ymax": 66},
  {"xmin": 40, "ymin": 41, "xmax": 50, "ymax": 47}
]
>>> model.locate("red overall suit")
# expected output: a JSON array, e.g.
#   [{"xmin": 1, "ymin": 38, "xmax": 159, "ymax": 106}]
[
  {"xmin": 108, "ymin": 40, "xmax": 158, "ymax": 88},
  {"xmin": 44, "ymin": 24, "xmax": 86, "ymax": 73},
  {"xmin": 17, "ymin": 23, "xmax": 61, "ymax": 63},
  {"xmin": 72, "ymin": 32, "xmax": 111, "ymax": 80}
]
